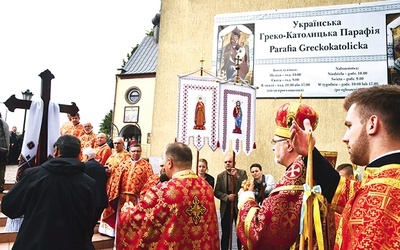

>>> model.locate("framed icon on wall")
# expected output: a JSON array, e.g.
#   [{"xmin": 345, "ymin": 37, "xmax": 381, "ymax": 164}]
[{"xmin": 124, "ymin": 106, "xmax": 139, "ymax": 123}]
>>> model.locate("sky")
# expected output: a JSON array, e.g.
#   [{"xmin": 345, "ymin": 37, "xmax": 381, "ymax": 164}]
[{"xmin": 0, "ymin": 0, "xmax": 161, "ymax": 133}]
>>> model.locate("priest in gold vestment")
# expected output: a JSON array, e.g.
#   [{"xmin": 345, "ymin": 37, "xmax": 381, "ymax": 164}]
[
  {"xmin": 104, "ymin": 137, "xmax": 130, "ymax": 174},
  {"xmin": 59, "ymin": 113, "xmax": 73, "ymax": 135},
  {"xmin": 101, "ymin": 144, "xmax": 153, "ymax": 237},
  {"xmin": 98, "ymin": 136, "xmax": 130, "ymax": 236},
  {"xmin": 94, "ymin": 133, "xmax": 112, "ymax": 165},
  {"xmin": 237, "ymin": 102, "xmax": 335, "ymax": 250},
  {"xmin": 117, "ymin": 142, "xmax": 220, "ymax": 249},
  {"xmin": 290, "ymin": 85, "xmax": 400, "ymax": 249},
  {"xmin": 64, "ymin": 113, "xmax": 85, "ymax": 138},
  {"xmin": 79, "ymin": 122, "xmax": 97, "ymax": 150}
]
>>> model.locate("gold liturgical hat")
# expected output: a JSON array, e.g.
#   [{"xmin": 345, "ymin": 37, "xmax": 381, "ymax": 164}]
[{"xmin": 274, "ymin": 101, "xmax": 319, "ymax": 139}]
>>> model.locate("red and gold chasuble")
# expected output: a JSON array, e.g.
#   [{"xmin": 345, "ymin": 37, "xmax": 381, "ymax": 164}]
[
  {"xmin": 60, "ymin": 120, "xmax": 73, "ymax": 135},
  {"xmin": 332, "ymin": 164, "xmax": 400, "ymax": 249},
  {"xmin": 79, "ymin": 132, "xmax": 97, "ymax": 149},
  {"xmin": 70, "ymin": 124, "xmax": 85, "ymax": 138},
  {"xmin": 102, "ymin": 158, "xmax": 153, "ymax": 229},
  {"xmin": 139, "ymin": 173, "xmax": 160, "ymax": 200},
  {"xmin": 116, "ymin": 170, "xmax": 220, "ymax": 250},
  {"xmin": 63, "ymin": 123, "xmax": 85, "ymax": 138},
  {"xmin": 237, "ymin": 156, "xmax": 335, "ymax": 250},
  {"xmin": 104, "ymin": 150, "xmax": 130, "ymax": 198},
  {"xmin": 94, "ymin": 143, "xmax": 112, "ymax": 165},
  {"xmin": 104, "ymin": 150, "xmax": 130, "ymax": 173}
]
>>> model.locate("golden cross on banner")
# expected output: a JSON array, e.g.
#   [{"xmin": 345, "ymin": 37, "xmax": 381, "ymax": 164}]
[{"xmin": 234, "ymin": 55, "xmax": 242, "ymax": 84}]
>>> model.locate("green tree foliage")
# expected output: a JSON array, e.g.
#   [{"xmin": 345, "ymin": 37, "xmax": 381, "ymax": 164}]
[
  {"xmin": 146, "ymin": 28, "xmax": 154, "ymax": 36},
  {"xmin": 99, "ymin": 109, "xmax": 112, "ymax": 137},
  {"xmin": 122, "ymin": 44, "xmax": 139, "ymax": 67}
]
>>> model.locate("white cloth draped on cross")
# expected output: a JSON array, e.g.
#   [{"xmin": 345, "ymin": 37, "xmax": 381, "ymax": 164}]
[
  {"xmin": 5, "ymin": 100, "xmax": 60, "ymax": 232},
  {"xmin": 15, "ymin": 100, "xmax": 60, "ymax": 181}
]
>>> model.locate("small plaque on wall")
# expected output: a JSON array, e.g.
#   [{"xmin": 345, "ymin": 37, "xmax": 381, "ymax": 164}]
[{"xmin": 124, "ymin": 106, "xmax": 139, "ymax": 123}]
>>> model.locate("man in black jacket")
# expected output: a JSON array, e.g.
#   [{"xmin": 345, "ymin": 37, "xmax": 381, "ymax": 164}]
[
  {"xmin": 8, "ymin": 126, "xmax": 23, "ymax": 165},
  {"xmin": 0, "ymin": 113, "xmax": 9, "ymax": 192},
  {"xmin": 2, "ymin": 135, "xmax": 96, "ymax": 250},
  {"xmin": 82, "ymin": 147, "xmax": 108, "ymax": 250}
]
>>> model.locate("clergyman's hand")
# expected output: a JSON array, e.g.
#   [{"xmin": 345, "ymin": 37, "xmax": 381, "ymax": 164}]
[
  {"xmin": 237, "ymin": 186, "xmax": 256, "ymax": 210},
  {"xmin": 289, "ymin": 119, "xmax": 315, "ymax": 157}
]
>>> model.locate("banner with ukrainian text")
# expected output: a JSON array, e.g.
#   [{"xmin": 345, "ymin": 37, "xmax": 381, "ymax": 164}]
[
  {"xmin": 212, "ymin": 1, "xmax": 400, "ymax": 98},
  {"xmin": 177, "ymin": 75, "xmax": 219, "ymax": 151}
]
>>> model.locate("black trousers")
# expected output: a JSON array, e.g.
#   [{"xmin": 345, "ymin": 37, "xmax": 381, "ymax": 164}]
[
  {"xmin": 86, "ymin": 207, "xmax": 104, "ymax": 250},
  {"xmin": 220, "ymin": 201, "xmax": 242, "ymax": 250},
  {"xmin": 0, "ymin": 153, "xmax": 7, "ymax": 191}
]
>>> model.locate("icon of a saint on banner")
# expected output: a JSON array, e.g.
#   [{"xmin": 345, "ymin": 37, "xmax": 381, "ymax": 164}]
[
  {"xmin": 193, "ymin": 96, "xmax": 206, "ymax": 130},
  {"xmin": 233, "ymin": 100, "xmax": 242, "ymax": 134}
]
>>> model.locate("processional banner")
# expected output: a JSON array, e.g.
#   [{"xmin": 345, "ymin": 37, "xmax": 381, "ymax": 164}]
[
  {"xmin": 177, "ymin": 75, "xmax": 220, "ymax": 151},
  {"xmin": 218, "ymin": 83, "xmax": 256, "ymax": 155}
]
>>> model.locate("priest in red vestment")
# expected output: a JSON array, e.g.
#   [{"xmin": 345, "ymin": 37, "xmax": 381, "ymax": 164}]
[
  {"xmin": 60, "ymin": 113, "xmax": 73, "ymax": 135},
  {"xmin": 101, "ymin": 144, "xmax": 153, "ymax": 237},
  {"xmin": 290, "ymin": 85, "xmax": 400, "ymax": 249},
  {"xmin": 98, "ymin": 136, "xmax": 130, "ymax": 236},
  {"xmin": 104, "ymin": 137, "xmax": 130, "ymax": 174},
  {"xmin": 116, "ymin": 142, "xmax": 220, "ymax": 250},
  {"xmin": 79, "ymin": 122, "xmax": 97, "ymax": 150},
  {"xmin": 94, "ymin": 133, "xmax": 112, "ymax": 165},
  {"xmin": 237, "ymin": 101, "xmax": 335, "ymax": 250},
  {"xmin": 63, "ymin": 113, "xmax": 85, "ymax": 138}
]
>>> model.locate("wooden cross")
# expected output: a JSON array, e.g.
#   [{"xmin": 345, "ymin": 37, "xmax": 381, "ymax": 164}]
[{"xmin": 3, "ymin": 69, "xmax": 79, "ymax": 165}]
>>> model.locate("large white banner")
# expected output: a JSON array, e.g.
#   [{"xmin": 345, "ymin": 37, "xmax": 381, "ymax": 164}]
[
  {"xmin": 212, "ymin": 1, "xmax": 400, "ymax": 98},
  {"xmin": 177, "ymin": 75, "xmax": 220, "ymax": 151},
  {"xmin": 218, "ymin": 83, "xmax": 256, "ymax": 156},
  {"xmin": 177, "ymin": 75, "xmax": 257, "ymax": 155}
]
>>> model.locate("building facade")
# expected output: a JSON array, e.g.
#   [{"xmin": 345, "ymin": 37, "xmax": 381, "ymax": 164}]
[
  {"xmin": 115, "ymin": 0, "xmax": 386, "ymax": 181},
  {"xmin": 112, "ymin": 35, "xmax": 158, "ymax": 157}
]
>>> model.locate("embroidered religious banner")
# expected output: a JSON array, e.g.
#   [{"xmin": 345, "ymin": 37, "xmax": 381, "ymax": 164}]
[
  {"xmin": 218, "ymin": 82, "xmax": 256, "ymax": 155},
  {"xmin": 177, "ymin": 75, "xmax": 219, "ymax": 151}
]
